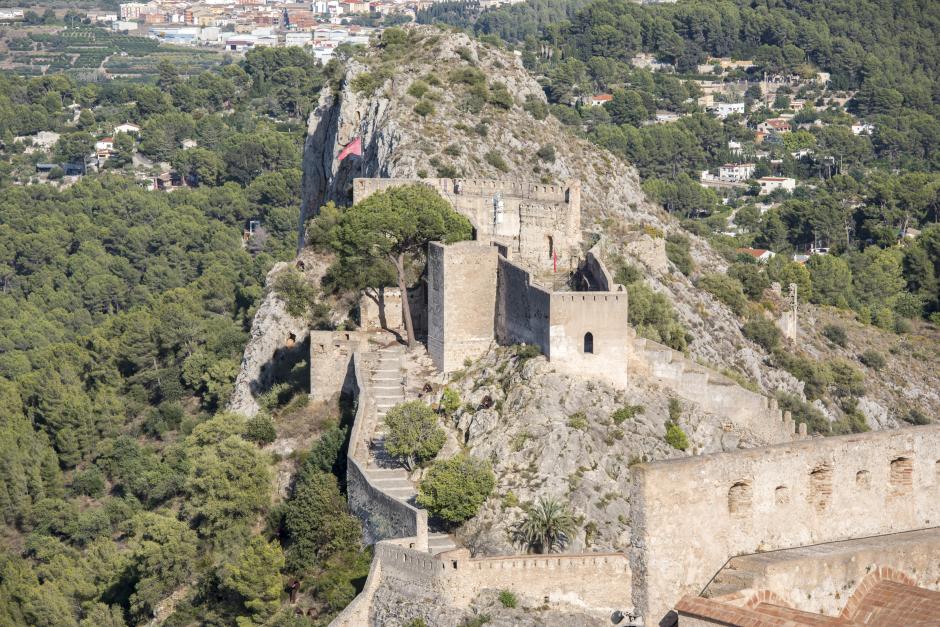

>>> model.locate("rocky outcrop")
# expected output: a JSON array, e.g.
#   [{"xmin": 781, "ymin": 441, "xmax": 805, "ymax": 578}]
[{"xmin": 229, "ymin": 249, "xmax": 330, "ymax": 416}]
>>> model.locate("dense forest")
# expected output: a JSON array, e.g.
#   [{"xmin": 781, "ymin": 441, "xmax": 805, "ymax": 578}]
[{"xmin": 0, "ymin": 45, "xmax": 368, "ymax": 626}]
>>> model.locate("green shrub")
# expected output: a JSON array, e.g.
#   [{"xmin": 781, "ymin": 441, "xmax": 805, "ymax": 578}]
[
  {"xmin": 488, "ymin": 82, "xmax": 513, "ymax": 109},
  {"xmin": 665, "ymin": 234, "xmax": 693, "ymax": 276},
  {"xmin": 71, "ymin": 467, "xmax": 106, "ymax": 497},
  {"xmin": 407, "ymin": 80, "xmax": 430, "ymax": 99},
  {"xmin": 728, "ymin": 262, "xmax": 770, "ymax": 300},
  {"xmin": 440, "ymin": 387, "xmax": 461, "ymax": 416},
  {"xmin": 611, "ymin": 404, "xmax": 644, "ymax": 425},
  {"xmin": 414, "ymin": 100, "xmax": 435, "ymax": 117},
  {"xmin": 904, "ymin": 408, "xmax": 931, "ymax": 425},
  {"xmin": 443, "ymin": 143, "xmax": 461, "ymax": 157},
  {"xmin": 523, "ymin": 95, "xmax": 548, "ymax": 120},
  {"xmin": 612, "ymin": 257, "xmax": 643, "ymax": 285},
  {"xmin": 742, "ymin": 318, "xmax": 780, "ymax": 351},
  {"xmin": 536, "ymin": 144, "xmax": 556, "ymax": 163},
  {"xmin": 498, "ymin": 590, "xmax": 518, "ymax": 608},
  {"xmin": 274, "ymin": 270, "xmax": 319, "ymax": 319},
  {"xmin": 417, "ymin": 454, "xmax": 495, "ymax": 524},
  {"xmin": 350, "ymin": 69, "xmax": 391, "ymax": 96},
  {"xmin": 829, "ymin": 359, "xmax": 865, "ymax": 398},
  {"xmin": 698, "ymin": 273, "xmax": 747, "ymax": 315},
  {"xmin": 456, "ymin": 45, "xmax": 473, "ymax": 62},
  {"xmin": 664, "ymin": 423, "xmax": 688, "ymax": 451},
  {"xmin": 485, "ymin": 150, "xmax": 509, "ymax": 172},
  {"xmin": 384, "ymin": 401, "xmax": 445, "ymax": 470},
  {"xmin": 668, "ymin": 398, "xmax": 682, "ymax": 423},
  {"xmin": 772, "ymin": 350, "xmax": 831, "ymax": 400},
  {"xmin": 859, "ymin": 350, "xmax": 886, "ymax": 370},
  {"xmin": 567, "ymin": 412, "xmax": 588, "ymax": 430},
  {"xmin": 512, "ymin": 344, "xmax": 541, "ymax": 361},
  {"xmin": 244, "ymin": 415, "xmax": 277, "ymax": 445},
  {"xmin": 822, "ymin": 324, "xmax": 847, "ymax": 347},
  {"xmin": 627, "ymin": 281, "xmax": 690, "ymax": 352},
  {"xmin": 449, "ymin": 66, "xmax": 485, "ymax": 85}
]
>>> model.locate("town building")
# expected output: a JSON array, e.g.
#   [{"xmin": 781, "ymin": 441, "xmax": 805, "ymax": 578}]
[
  {"xmin": 757, "ymin": 176, "xmax": 796, "ymax": 195},
  {"xmin": 718, "ymin": 163, "xmax": 755, "ymax": 182}
]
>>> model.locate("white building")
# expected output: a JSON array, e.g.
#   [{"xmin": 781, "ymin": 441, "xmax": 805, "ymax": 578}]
[
  {"xmin": 714, "ymin": 102, "xmax": 745, "ymax": 119},
  {"xmin": 285, "ymin": 31, "xmax": 312, "ymax": 47},
  {"xmin": 757, "ymin": 176, "xmax": 796, "ymax": 195},
  {"xmin": 114, "ymin": 123, "xmax": 140, "ymax": 134},
  {"xmin": 119, "ymin": 2, "xmax": 147, "ymax": 19},
  {"xmin": 95, "ymin": 138, "xmax": 115, "ymax": 152},
  {"xmin": 719, "ymin": 163, "xmax": 755, "ymax": 182},
  {"xmin": 728, "ymin": 140, "xmax": 742, "ymax": 156},
  {"xmin": 851, "ymin": 123, "xmax": 874, "ymax": 135}
]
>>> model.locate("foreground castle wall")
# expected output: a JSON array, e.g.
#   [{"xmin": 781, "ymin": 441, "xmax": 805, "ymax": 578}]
[
  {"xmin": 352, "ymin": 177, "xmax": 581, "ymax": 270},
  {"xmin": 630, "ymin": 425, "xmax": 940, "ymax": 624}
]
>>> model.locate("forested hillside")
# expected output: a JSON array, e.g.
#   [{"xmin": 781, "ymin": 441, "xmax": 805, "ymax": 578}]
[{"xmin": 0, "ymin": 45, "xmax": 368, "ymax": 626}]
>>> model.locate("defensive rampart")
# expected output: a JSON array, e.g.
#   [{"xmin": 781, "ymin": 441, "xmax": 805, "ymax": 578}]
[
  {"xmin": 495, "ymin": 255, "xmax": 552, "ymax": 353},
  {"xmin": 630, "ymin": 424, "xmax": 940, "ymax": 624},
  {"xmin": 630, "ymin": 334, "xmax": 801, "ymax": 445},
  {"xmin": 352, "ymin": 177, "xmax": 581, "ymax": 270},
  {"xmin": 310, "ymin": 335, "xmax": 431, "ymax": 549}
]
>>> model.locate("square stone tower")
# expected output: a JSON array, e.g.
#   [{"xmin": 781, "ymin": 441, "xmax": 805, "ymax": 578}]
[{"xmin": 427, "ymin": 241, "xmax": 499, "ymax": 372}]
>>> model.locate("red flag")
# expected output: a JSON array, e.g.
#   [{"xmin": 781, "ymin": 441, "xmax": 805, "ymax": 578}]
[{"xmin": 338, "ymin": 137, "xmax": 362, "ymax": 162}]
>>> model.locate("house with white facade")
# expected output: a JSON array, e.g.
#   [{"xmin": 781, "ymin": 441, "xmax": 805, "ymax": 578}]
[
  {"xmin": 719, "ymin": 163, "xmax": 755, "ymax": 182},
  {"xmin": 714, "ymin": 102, "xmax": 745, "ymax": 118},
  {"xmin": 757, "ymin": 176, "xmax": 796, "ymax": 195}
]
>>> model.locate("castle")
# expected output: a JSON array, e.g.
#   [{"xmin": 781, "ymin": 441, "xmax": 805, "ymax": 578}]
[{"xmin": 307, "ymin": 177, "xmax": 940, "ymax": 627}]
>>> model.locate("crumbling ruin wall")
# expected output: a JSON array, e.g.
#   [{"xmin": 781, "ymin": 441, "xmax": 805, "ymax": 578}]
[{"xmin": 630, "ymin": 425, "xmax": 940, "ymax": 625}]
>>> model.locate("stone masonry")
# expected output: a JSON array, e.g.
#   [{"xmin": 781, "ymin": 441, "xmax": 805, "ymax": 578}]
[{"xmin": 352, "ymin": 177, "xmax": 582, "ymax": 271}]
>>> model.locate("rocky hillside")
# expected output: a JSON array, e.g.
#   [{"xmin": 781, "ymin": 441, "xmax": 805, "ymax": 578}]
[{"xmin": 296, "ymin": 25, "xmax": 940, "ymax": 436}]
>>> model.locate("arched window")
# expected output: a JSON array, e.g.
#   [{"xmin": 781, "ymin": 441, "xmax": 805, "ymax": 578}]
[
  {"xmin": 583, "ymin": 332, "xmax": 594, "ymax": 354},
  {"xmin": 547, "ymin": 235, "xmax": 554, "ymax": 259}
]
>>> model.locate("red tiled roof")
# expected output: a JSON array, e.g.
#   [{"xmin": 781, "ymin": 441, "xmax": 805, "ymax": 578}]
[
  {"xmin": 736, "ymin": 247, "xmax": 771, "ymax": 258},
  {"xmin": 592, "ymin": 93, "xmax": 613, "ymax": 102}
]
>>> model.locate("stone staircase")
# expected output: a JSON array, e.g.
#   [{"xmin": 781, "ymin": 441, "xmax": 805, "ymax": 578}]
[{"xmin": 363, "ymin": 344, "xmax": 457, "ymax": 555}]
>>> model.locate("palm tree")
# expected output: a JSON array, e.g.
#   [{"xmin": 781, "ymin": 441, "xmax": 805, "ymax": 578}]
[{"xmin": 512, "ymin": 496, "xmax": 576, "ymax": 554}]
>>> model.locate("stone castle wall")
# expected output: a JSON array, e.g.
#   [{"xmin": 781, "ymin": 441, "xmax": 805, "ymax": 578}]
[
  {"xmin": 495, "ymin": 256, "xmax": 552, "ymax": 354},
  {"xmin": 352, "ymin": 177, "xmax": 581, "ymax": 270},
  {"xmin": 629, "ymin": 335, "xmax": 800, "ymax": 445},
  {"xmin": 308, "ymin": 330, "xmax": 370, "ymax": 399},
  {"xmin": 427, "ymin": 242, "xmax": 499, "ymax": 372},
  {"xmin": 358, "ymin": 285, "xmax": 427, "ymax": 338},
  {"xmin": 344, "ymin": 350, "xmax": 429, "ymax": 547},
  {"xmin": 549, "ymin": 292, "xmax": 630, "ymax": 388},
  {"xmin": 630, "ymin": 424, "xmax": 940, "ymax": 624},
  {"xmin": 371, "ymin": 540, "xmax": 631, "ymax": 613}
]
